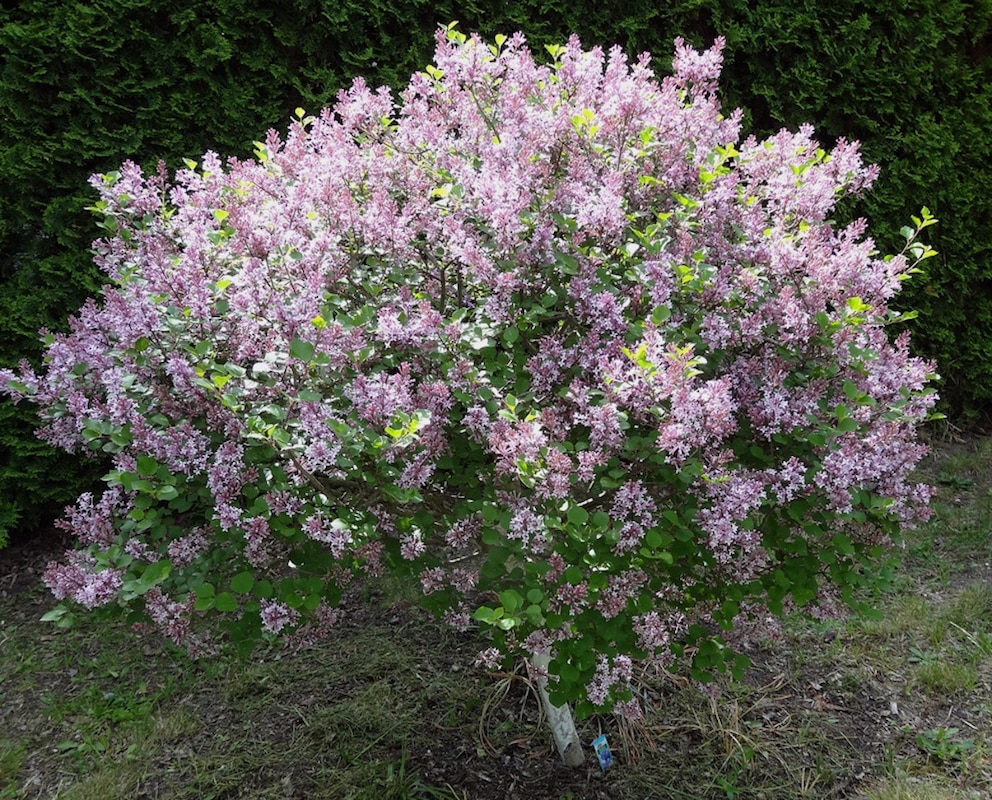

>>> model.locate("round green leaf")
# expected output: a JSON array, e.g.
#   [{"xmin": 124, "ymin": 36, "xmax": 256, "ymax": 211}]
[
  {"xmin": 231, "ymin": 571, "xmax": 255, "ymax": 594},
  {"xmin": 214, "ymin": 592, "xmax": 238, "ymax": 612},
  {"xmin": 567, "ymin": 505, "xmax": 589, "ymax": 525}
]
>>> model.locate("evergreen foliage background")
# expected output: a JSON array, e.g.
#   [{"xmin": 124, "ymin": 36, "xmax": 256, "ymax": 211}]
[{"xmin": 1, "ymin": 0, "xmax": 989, "ymax": 546}]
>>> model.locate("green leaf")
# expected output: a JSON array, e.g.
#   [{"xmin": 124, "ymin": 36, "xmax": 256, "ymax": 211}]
[
  {"xmin": 194, "ymin": 596, "xmax": 215, "ymax": 612},
  {"xmin": 652, "ymin": 305, "xmax": 672, "ymax": 324},
  {"xmin": 499, "ymin": 589, "xmax": 524, "ymax": 612},
  {"xmin": 555, "ymin": 253, "xmax": 579, "ymax": 275},
  {"xmin": 591, "ymin": 511, "xmax": 610, "ymax": 529},
  {"xmin": 473, "ymin": 605, "xmax": 503, "ymax": 624},
  {"xmin": 142, "ymin": 560, "xmax": 172, "ymax": 585},
  {"xmin": 290, "ymin": 338, "xmax": 315, "ymax": 362},
  {"xmin": 566, "ymin": 505, "xmax": 589, "ymax": 525},
  {"xmin": 231, "ymin": 571, "xmax": 255, "ymax": 594},
  {"xmin": 831, "ymin": 533, "xmax": 856, "ymax": 556},
  {"xmin": 837, "ymin": 417, "xmax": 859, "ymax": 433},
  {"xmin": 155, "ymin": 485, "xmax": 179, "ymax": 501},
  {"xmin": 214, "ymin": 592, "xmax": 238, "ymax": 612},
  {"xmin": 41, "ymin": 607, "xmax": 69, "ymax": 623}
]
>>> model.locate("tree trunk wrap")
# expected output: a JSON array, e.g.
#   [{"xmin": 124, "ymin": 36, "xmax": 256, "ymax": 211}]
[{"xmin": 530, "ymin": 653, "xmax": 586, "ymax": 767}]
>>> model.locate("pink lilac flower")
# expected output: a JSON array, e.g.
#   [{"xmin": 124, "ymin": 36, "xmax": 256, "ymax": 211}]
[
  {"xmin": 400, "ymin": 530, "xmax": 426, "ymax": 560},
  {"xmin": 586, "ymin": 654, "xmax": 633, "ymax": 707},
  {"xmin": 445, "ymin": 515, "xmax": 482, "ymax": 549},
  {"xmin": 376, "ymin": 293, "xmax": 444, "ymax": 349},
  {"xmin": 56, "ymin": 490, "xmax": 124, "ymax": 547},
  {"xmin": 611, "ymin": 480, "xmax": 657, "ymax": 523},
  {"xmin": 449, "ymin": 568, "xmax": 479, "ymax": 593},
  {"xmin": 123, "ymin": 539, "xmax": 155, "ymax": 560},
  {"xmin": 657, "ymin": 378, "xmax": 738, "ymax": 464},
  {"xmin": 474, "ymin": 647, "xmax": 502, "ymax": 669},
  {"xmin": 538, "ymin": 452, "xmax": 573, "ymax": 499},
  {"xmin": 597, "ymin": 570, "xmax": 648, "ymax": 619},
  {"xmin": 508, "ymin": 506, "xmax": 544, "ymax": 548},
  {"xmin": 489, "ymin": 419, "xmax": 547, "ymax": 477},
  {"xmin": 523, "ymin": 629, "xmax": 553, "ymax": 658},
  {"xmin": 545, "ymin": 551, "xmax": 567, "ymax": 583},
  {"xmin": 614, "ymin": 698, "xmax": 645, "ymax": 721},
  {"xmin": 302, "ymin": 513, "xmax": 352, "ymax": 558},
  {"xmin": 43, "ymin": 554, "xmax": 123, "ymax": 609},
  {"xmin": 552, "ymin": 581, "xmax": 589, "ymax": 616},
  {"xmin": 355, "ymin": 541, "xmax": 385, "ymax": 577},
  {"xmin": 286, "ymin": 601, "xmax": 339, "ymax": 649},
  {"xmin": 144, "ymin": 587, "xmax": 195, "ymax": 646},
  {"xmin": 633, "ymin": 610, "xmax": 686, "ymax": 667},
  {"xmin": 346, "ymin": 366, "xmax": 415, "ymax": 429},
  {"xmin": 720, "ymin": 602, "xmax": 782, "ymax": 649},
  {"xmin": 461, "ymin": 405, "xmax": 492, "ymax": 442},
  {"xmin": 443, "ymin": 609, "xmax": 472, "ymax": 631},
  {"xmin": 264, "ymin": 490, "xmax": 304, "ymax": 516},
  {"xmin": 576, "ymin": 449, "xmax": 608, "ymax": 483},
  {"xmin": 614, "ymin": 522, "xmax": 645, "ymax": 555},
  {"xmin": 578, "ymin": 402, "xmax": 625, "ymax": 454},
  {"xmin": 399, "ymin": 455, "xmax": 435, "ymax": 489},
  {"xmin": 167, "ymin": 526, "xmax": 211, "ymax": 569},
  {"xmin": 207, "ymin": 442, "xmax": 247, "ymax": 504},
  {"xmin": 770, "ymin": 456, "xmax": 808, "ymax": 504},
  {"xmin": 419, "ymin": 566, "xmax": 446, "ymax": 593},
  {"xmin": 526, "ymin": 335, "xmax": 573, "ymax": 396},
  {"xmin": 242, "ymin": 516, "xmax": 273, "ymax": 567},
  {"xmin": 260, "ymin": 600, "xmax": 300, "ymax": 634}
]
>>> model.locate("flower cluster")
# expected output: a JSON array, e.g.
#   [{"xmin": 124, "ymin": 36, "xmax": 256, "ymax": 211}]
[
  {"xmin": 1, "ymin": 27, "xmax": 936, "ymax": 715},
  {"xmin": 43, "ymin": 553, "xmax": 123, "ymax": 609}
]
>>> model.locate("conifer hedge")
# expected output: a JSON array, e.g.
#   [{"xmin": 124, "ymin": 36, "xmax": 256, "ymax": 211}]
[{"xmin": 1, "ymin": 0, "xmax": 989, "ymax": 545}]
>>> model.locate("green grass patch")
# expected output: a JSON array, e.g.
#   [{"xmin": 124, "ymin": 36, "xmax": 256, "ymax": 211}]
[
  {"xmin": 914, "ymin": 661, "xmax": 978, "ymax": 694},
  {"xmin": 0, "ymin": 743, "xmax": 26, "ymax": 797},
  {"xmin": 857, "ymin": 774, "xmax": 971, "ymax": 800}
]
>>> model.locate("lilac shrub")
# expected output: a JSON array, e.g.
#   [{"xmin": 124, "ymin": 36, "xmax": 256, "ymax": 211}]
[{"xmin": 2, "ymin": 27, "xmax": 937, "ymax": 715}]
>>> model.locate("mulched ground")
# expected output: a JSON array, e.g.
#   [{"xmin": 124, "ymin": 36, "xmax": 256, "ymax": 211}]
[
  {"xmin": 1, "ymin": 530, "xmax": 619, "ymax": 799},
  {"xmin": 4, "ymin": 509, "xmax": 991, "ymax": 799}
]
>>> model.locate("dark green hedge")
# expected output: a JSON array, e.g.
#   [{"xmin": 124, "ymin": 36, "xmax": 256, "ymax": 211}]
[{"xmin": 1, "ymin": 0, "xmax": 990, "ymax": 544}]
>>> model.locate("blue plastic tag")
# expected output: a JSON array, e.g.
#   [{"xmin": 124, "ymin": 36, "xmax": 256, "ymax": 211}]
[{"xmin": 592, "ymin": 733, "xmax": 614, "ymax": 770}]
